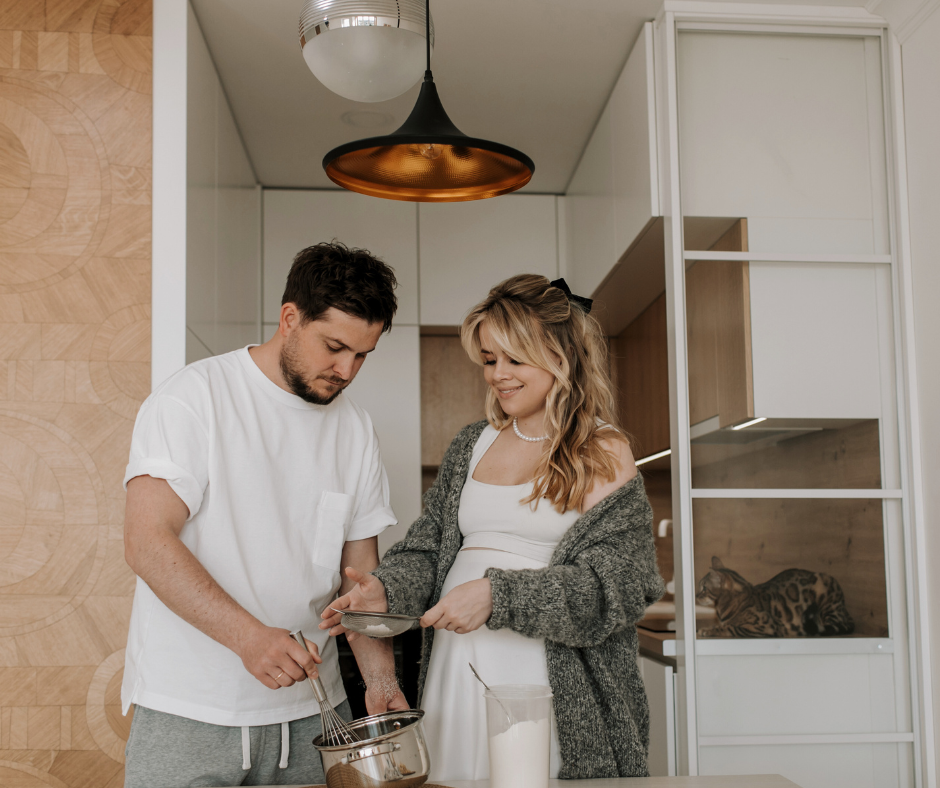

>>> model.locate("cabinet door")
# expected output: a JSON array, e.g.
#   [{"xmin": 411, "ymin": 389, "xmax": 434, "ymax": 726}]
[
  {"xmin": 262, "ymin": 190, "xmax": 419, "ymax": 325},
  {"xmin": 639, "ymin": 655, "xmax": 677, "ymax": 776},
  {"xmin": 418, "ymin": 196, "xmax": 557, "ymax": 326},
  {"xmin": 566, "ymin": 22, "xmax": 659, "ymax": 301},
  {"xmin": 344, "ymin": 326, "xmax": 422, "ymax": 556},
  {"xmin": 611, "ymin": 22, "xmax": 659, "ymax": 257},
  {"xmin": 566, "ymin": 101, "xmax": 615, "ymax": 302}
]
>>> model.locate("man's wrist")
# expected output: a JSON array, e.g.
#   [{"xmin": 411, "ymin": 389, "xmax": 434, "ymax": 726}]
[{"xmin": 223, "ymin": 611, "xmax": 266, "ymax": 656}]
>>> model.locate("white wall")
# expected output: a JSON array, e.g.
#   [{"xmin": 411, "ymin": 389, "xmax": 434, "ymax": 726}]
[
  {"xmin": 186, "ymin": 3, "xmax": 260, "ymax": 364},
  {"xmin": 896, "ymin": 4, "xmax": 940, "ymax": 781},
  {"xmin": 152, "ymin": 0, "xmax": 188, "ymax": 389}
]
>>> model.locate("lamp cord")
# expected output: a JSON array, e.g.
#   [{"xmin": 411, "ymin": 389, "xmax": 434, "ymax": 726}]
[{"xmin": 425, "ymin": 0, "xmax": 431, "ymax": 80}]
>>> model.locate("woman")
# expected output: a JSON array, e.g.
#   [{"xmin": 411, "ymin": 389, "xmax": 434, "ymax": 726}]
[{"xmin": 321, "ymin": 274, "xmax": 664, "ymax": 779}]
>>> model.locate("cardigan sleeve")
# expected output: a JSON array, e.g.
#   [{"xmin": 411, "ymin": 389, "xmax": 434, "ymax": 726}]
[
  {"xmin": 484, "ymin": 477, "xmax": 665, "ymax": 648},
  {"xmin": 370, "ymin": 422, "xmax": 480, "ymax": 617}
]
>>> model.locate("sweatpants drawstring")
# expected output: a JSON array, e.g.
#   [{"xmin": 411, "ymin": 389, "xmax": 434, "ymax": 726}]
[
  {"xmin": 279, "ymin": 721, "xmax": 290, "ymax": 769},
  {"xmin": 241, "ymin": 726, "xmax": 251, "ymax": 770}
]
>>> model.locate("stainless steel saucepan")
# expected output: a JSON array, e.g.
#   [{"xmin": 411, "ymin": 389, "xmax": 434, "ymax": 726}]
[{"xmin": 313, "ymin": 709, "xmax": 430, "ymax": 788}]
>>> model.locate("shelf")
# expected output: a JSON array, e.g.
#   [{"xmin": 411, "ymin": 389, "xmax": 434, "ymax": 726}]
[
  {"xmin": 694, "ymin": 637, "xmax": 894, "ymax": 656},
  {"xmin": 640, "ymin": 627, "xmax": 894, "ymax": 658}
]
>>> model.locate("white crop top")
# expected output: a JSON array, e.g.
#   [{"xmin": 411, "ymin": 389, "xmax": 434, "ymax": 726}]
[{"xmin": 457, "ymin": 425, "xmax": 580, "ymax": 563}]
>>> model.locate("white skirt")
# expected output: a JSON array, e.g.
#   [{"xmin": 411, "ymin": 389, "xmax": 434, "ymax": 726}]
[{"xmin": 422, "ymin": 548, "xmax": 561, "ymax": 782}]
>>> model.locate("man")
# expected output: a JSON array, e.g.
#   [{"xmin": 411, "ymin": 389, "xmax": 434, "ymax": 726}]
[{"xmin": 121, "ymin": 242, "xmax": 408, "ymax": 787}]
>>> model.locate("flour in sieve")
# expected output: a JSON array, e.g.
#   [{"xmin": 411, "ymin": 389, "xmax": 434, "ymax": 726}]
[{"xmin": 362, "ymin": 623, "xmax": 395, "ymax": 636}]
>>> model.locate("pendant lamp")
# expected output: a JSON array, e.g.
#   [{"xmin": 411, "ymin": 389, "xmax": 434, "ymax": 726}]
[
  {"xmin": 299, "ymin": 1, "xmax": 433, "ymax": 104},
  {"xmin": 321, "ymin": 0, "xmax": 534, "ymax": 202}
]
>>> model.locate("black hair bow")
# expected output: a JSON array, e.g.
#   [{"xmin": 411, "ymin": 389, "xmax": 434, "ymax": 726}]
[{"xmin": 550, "ymin": 278, "xmax": 593, "ymax": 314}]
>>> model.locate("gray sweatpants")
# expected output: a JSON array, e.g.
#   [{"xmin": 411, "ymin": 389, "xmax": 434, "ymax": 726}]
[{"xmin": 124, "ymin": 701, "xmax": 352, "ymax": 788}]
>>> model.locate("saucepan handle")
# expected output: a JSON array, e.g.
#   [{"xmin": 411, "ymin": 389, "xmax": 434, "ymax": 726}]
[{"xmin": 341, "ymin": 741, "xmax": 401, "ymax": 765}]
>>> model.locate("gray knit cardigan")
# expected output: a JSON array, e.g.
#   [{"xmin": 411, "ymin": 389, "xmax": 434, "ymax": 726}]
[{"xmin": 371, "ymin": 420, "xmax": 665, "ymax": 779}]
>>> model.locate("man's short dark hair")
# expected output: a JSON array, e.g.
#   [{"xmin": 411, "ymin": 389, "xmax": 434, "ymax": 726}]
[{"xmin": 282, "ymin": 241, "xmax": 398, "ymax": 332}]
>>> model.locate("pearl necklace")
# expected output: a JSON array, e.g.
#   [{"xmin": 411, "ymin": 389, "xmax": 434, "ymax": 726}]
[{"xmin": 513, "ymin": 417, "xmax": 548, "ymax": 442}]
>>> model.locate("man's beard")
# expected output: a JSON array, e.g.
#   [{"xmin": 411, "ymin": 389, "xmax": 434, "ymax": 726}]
[{"xmin": 279, "ymin": 335, "xmax": 346, "ymax": 405}]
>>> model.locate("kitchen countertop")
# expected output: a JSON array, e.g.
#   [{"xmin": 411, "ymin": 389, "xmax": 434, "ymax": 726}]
[
  {"xmin": 638, "ymin": 625, "xmax": 678, "ymax": 663},
  {"xmin": 447, "ymin": 779, "xmax": 802, "ymax": 788},
  {"xmin": 225, "ymin": 777, "xmax": 802, "ymax": 788}
]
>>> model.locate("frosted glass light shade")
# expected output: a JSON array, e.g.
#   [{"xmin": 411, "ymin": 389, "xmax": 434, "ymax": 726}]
[
  {"xmin": 302, "ymin": 27, "xmax": 427, "ymax": 103},
  {"xmin": 299, "ymin": 1, "xmax": 434, "ymax": 103}
]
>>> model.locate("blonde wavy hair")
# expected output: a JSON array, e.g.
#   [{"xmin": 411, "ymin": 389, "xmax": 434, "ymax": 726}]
[{"xmin": 460, "ymin": 274, "xmax": 629, "ymax": 513}]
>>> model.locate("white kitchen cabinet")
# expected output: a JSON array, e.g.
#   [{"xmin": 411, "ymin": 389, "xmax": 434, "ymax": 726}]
[
  {"xmin": 611, "ymin": 23, "xmax": 659, "ymax": 269},
  {"xmin": 342, "ymin": 325, "xmax": 422, "ymax": 555},
  {"xmin": 566, "ymin": 22, "xmax": 658, "ymax": 301},
  {"xmin": 699, "ymin": 742, "xmax": 913, "ymax": 788},
  {"xmin": 565, "ymin": 101, "xmax": 614, "ymax": 302},
  {"xmin": 677, "ymin": 32, "xmax": 888, "ymax": 256},
  {"xmin": 685, "ymin": 257, "xmax": 886, "ymax": 430},
  {"xmin": 696, "ymin": 654, "xmax": 897, "ymax": 737},
  {"xmin": 748, "ymin": 262, "xmax": 884, "ymax": 421},
  {"xmin": 263, "ymin": 190, "xmax": 419, "ymax": 325},
  {"xmin": 639, "ymin": 655, "xmax": 677, "ymax": 777},
  {"xmin": 418, "ymin": 196, "xmax": 558, "ymax": 326}
]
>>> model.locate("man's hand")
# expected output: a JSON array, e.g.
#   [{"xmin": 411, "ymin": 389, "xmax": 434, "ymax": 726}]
[
  {"xmin": 235, "ymin": 625, "xmax": 321, "ymax": 690},
  {"xmin": 125, "ymin": 476, "xmax": 318, "ymax": 692},
  {"xmin": 320, "ymin": 566, "xmax": 388, "ymax": 640},
  {"xmin": 420, "ymin": 578, "xmax": 493, "ymax": 634}
]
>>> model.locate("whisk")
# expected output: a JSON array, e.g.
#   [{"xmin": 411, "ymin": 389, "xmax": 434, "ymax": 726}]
[{"xmin": 290, "ymin": 630, "xmax": 360, "ymax": 746}]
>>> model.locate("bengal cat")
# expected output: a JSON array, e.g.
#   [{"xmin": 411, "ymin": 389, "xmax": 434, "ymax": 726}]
[{"xmin": 695, "ymin": 557, "xmax": 854, "ymax": 638}]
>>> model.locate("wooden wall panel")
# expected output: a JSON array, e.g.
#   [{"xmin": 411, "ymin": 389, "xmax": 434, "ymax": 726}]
[
  {"xmin": 419, "ymin": 334, "xmax": 487, "ymax": 468},
  {"xmin": 692, "ymin": 497, "xmax": 888, "ymax": 637},
  {"xmin": 0, "ymin": 2, "xmax": 150, "ymax": 786},
  {"xmin": 610, "ymin": 293, "xmax": 669, "ymax": 458},
  {"xmin": 685, "ymin": 218, "xmax": 753, "ymax": 429}
]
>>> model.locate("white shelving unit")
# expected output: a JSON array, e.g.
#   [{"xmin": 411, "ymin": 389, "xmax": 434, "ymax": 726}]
[{"xmin": 564, "ymin": 4, "xmax": 932, "ymax": 787}]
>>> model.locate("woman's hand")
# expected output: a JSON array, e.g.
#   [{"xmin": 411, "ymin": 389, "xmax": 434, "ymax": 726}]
[
  {"xmin": 420, "ymin": 578, "xmax": 493, "ymax": 634},
  {"xmin": 320, "ymin": 566, "xmax": 388, "ymax": 639}
]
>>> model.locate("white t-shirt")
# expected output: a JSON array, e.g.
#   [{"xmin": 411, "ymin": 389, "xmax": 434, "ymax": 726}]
[{"xmin": 121, "ymin": 347, "xmax": 396, "ymax": 726}]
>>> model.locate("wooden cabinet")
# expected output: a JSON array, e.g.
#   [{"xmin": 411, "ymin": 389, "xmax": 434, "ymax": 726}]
[
  {"xmin": 612, "ymin": 215, "xmax": 885, "ymax": 449},
  {"xmin": 639, "ymin": 655, "xmax": 678, "ymax": 777},
  {"xmin": 611, "ymin": 294, "xmax": 669, "ymax": 458},
  {"xmin": 610, "ymin": 219, "xmax": 751, "ymax": 456},
  {"xmin": 685, "ymin": 219, "xmax": 753, "ymax": 429}
]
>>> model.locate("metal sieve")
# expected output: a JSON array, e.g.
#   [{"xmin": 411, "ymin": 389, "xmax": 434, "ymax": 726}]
[{"xmin": 332, "ymin": 608, "xmax": 421, "ymax": 638}]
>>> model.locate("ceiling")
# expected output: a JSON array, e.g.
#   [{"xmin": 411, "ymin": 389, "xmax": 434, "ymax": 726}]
[{"xmin": 190, "ymin": 0, "xmax": 871, "ymax": 194}]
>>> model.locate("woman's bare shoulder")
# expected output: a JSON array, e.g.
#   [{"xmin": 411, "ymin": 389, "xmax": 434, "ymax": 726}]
[{"xmin": 583, "ymin": 433, "xmax": 638, "ymax": 511}]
